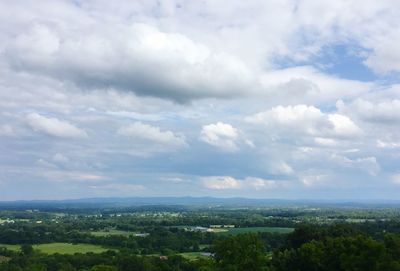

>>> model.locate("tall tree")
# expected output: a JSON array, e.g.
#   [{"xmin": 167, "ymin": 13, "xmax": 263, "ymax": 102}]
[{"xmin": 213, "ymin": 233, "xmax": 266, "ymax": 271}]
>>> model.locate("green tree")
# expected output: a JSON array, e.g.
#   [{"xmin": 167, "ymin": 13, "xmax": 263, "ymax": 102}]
[
  {"xmin": 213, "ymin": 233, "xmax": 266, "ymax": 271},
  {"xmin": 90, "ymin": 264, "xmax": 118, "ymax": 271},
  {"xmin": 20, "ymin": 244, "xmax": 33, "ymax": 256}
]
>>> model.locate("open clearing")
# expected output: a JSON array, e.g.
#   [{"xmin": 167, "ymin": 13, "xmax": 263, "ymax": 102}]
[
  {"xmin": 178, "ymin": 252, "xmax": 210, "ymax": 261},
  {"xmin": 88, "ymin": 229, "xmax": 135, "ymax": 237},
  {"xmin": 33, "ymin": 243, "xmax": 109, "ymax": 254},
  {"xmin": 0, "ymin": 255, "xmax": 11, "ymax": 263},
  {"xmin": 216, "ymin": 227, "xmax": 294, "ymax": 235},
  {"xmin": 0, "ymin": 244, "xmax": 20, "ymax": 251},
  {"xmin": 1, "ymin": 243, "xmax": 109, "ymax": 254}
]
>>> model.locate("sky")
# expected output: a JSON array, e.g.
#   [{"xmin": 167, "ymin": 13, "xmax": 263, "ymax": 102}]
[{"xmin": 1, "ymin": 0, "xmax": 400, "ymax": 200}]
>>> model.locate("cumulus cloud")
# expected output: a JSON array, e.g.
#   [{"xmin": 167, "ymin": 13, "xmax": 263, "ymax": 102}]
[
  {"xmin": 246, "ymin": 104, "xmax": 362, "ymax": 139},
  {"xmin": 377, "ymin": 140, "xmax": 400, "ymax": 149},
  {"xmin": 26, "ymin": 113, "xmax": 88, "ymax": 138},
  {"xmin": 40, "ymin": 170, "xmax": 107, "ymax": 182},
  {"xmin": 200, "ymin": 122, "xmax": 240, "ymax": 151},
  {"xmin": 245, "ymin": 177, "xmax": 281, "ymax": 190},
  {"xmin": 392, "ymin": 174, "xmax": 400, "ymax": 185},
  {"xmin": 0, "ymin": 125, "xmax": 15, "ymax": 137},
  {"xmin": 337, "ymin": 99, "xmax": 400, "ymax": 123},
  {"xmin": 300, "ymin": 174, "xmax": 328, "ymax": 187},
  {"xmin": 5, "ymin": 22, "xmax": 254, "ymax": 102},
  {"xmin": 314, "ymin": 137, "xmax": 338, "ymax": 147},
  {"xmin": 106, "ymin": 110, "xmax": 164, "ymax": 121},
  {"xmin": 2, "ymin": 1, "xmax": 383, "ymax": 103},
  {"xmin": 201, "ymin": 176, "xmax": 241, "ymax": 189},
  {"xmin": 1, "ymin": 1, "xmax": 400, "ymax": 199},
  {"xmin": 201, "ymin": 176, "xmax": 282, "ymax": 190},
  {"xmin": 118, "ymin": 121, "xmax": 186, "ymax": 146},
  {"xmin": 363, "ymin": 30, "xmax": 400, "ymax": 74},
  {"xmin": 53, "ymin": 153, "xmax": 70, "ymax": 163},
  {"xmin": 260, "ymin": 66, "xmax": 372, "ymax": 104},
  {"xmin": 90, "ymin": 183, "xmax": 145, "ymax": 192},
  {"xmin": 268, "ymin": 161, "xmax": 294, "ymax": 175},
  {"xmin": 330, "ymin": 154, "xmax": 381, "ymax": 176}
]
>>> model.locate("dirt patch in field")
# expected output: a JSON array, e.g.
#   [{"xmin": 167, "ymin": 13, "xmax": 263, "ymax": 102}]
[{"xmin": 0, "ymin": 255, "xmax": 11, "ymax": 263}]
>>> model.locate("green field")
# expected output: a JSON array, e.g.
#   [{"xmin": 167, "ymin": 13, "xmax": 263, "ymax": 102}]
[
  {"xmin": 0, "ymin": 244, "xmax": 20, "ymax": 252},
  {"xmin": 0, "ymin": 255, "xmax": 10, "ymax": 263},
  {"xmin": 0, "ymin": 243, "xmax": 110, "ymax": 255},
  {"xmin": 89, "ymin": 229, "xmax": 135, "ymax": 237},
  {"xmin": 199, "ymin": 244, "xmax": 210, "ymax": 250},
  {"xmin": 34, "ymin": 243, "xmax": 110, "ymax": 254},
  {"xmin": 216, "ymin": 227, "xmax": 294, "ymax": 235},
  {"xmin": 178, "ymin": 252, "xmax": 210, "ymax": 261}
]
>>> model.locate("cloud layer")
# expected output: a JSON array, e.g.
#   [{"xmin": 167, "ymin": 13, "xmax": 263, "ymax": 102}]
[
  {"xmin": 26, "ymin": 113, "xmax": 88, "ymax": 138},
  {"xmin": 0, "ymin": 0, "xmax": 400, "ymax": 200}
]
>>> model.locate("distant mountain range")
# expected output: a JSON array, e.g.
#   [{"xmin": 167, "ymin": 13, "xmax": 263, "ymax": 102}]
[{"xmin": 1, "ymin": 196, "xmax": 400, "ymax": 210}]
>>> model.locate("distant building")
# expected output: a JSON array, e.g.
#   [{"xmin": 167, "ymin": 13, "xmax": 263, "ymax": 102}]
[
  {"xmin": 201, "ymin": 252, "xmax": 214, "ymax": 257},
  {"xmin": 134, "ymin": 233, "xmax": 149, "ymax": 237},
  {"xmin": 210, "ymin": 224, "xmax": 234, "ymax": 228},
  {"xmin": 192, "ymin": 226, "xmax": 209, "ymax": 232},
  {"xmin": 0, "ymin": 219, "xmax": 15, "ymax": 225}
]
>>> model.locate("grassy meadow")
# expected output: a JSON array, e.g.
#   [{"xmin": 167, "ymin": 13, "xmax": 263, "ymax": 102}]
[
  {"xmin": 0, "ymin": 243, "xmax": 110, "ymax": 255},
  {"xmin": 216, "ymin": 226, "xmax": 294, "ymax": 235},
  {"xmin": 88, "ymin": 229, "xmax": 135, "ymax": 237}
]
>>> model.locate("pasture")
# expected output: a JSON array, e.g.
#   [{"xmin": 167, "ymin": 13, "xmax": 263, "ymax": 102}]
[
  {"xmin": 88, "ymin": 229, "xmax": 134, "ymax": 237},
  {"xmin": 0, "ymin": 244, "xmax": 20, "ymax": 252},
  {"xmin": 179, "ymin": 252, "xmax": 211, "ymax": 261},
  {"xmin": 216, "ymin": 226, "xmax": 294, "ymax": 235},
  {"xmin": 0, "ymin": 243, "xmax": 110, "ymax": 255}
]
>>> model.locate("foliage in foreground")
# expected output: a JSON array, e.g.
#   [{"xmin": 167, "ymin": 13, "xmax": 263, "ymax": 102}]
[{"xmin": 272, "ymin": 226, "xmax": 400, "ymax": 271}]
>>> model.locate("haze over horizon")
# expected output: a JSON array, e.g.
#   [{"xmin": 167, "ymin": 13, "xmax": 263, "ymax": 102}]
[{"xmin": 1, "ymin": 1, "xmax": 400, "ymax": 201}]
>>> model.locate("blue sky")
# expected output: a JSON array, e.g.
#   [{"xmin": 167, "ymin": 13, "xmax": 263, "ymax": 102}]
[{"xmin": 1, "ymin": 0, "xmax": 400, "ymax": 200}]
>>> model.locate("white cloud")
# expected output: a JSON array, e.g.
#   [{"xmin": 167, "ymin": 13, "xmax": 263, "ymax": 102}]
[
  {"xmin": 364, "ymin": 30, "xmax": 400, "ymax": 74},
  {"xmin": 26, "ymin": 113, "xmax": 87, "ymax": 138},
  {"xmin": 289, "ymin": 1, "xmax": 400, "ymax": 74},
  {"xmin": 268, "ymin": 161, "xmax": 294, "ymax": 175},
  {"xmin": 118, "ymin": 121, "xmax": 186, "ymax": 146},
  {"xmin": 200, "ymin": 122, "xmax": 240, "ymax": 151},
  {"xmin": 201, "ymin": 176, "xmax": 282, "ymax": 190},
  {"xmin": 201, "ymin": 176, "xmax": 241, "ymax": 189},
  {"xmin": 330, "ymin": 154, "xmax": 381, "ymax": 176},
  {"xmin": 2, "ymin": 2, "xmax": 380, "ymax": 104},
  {"xmin": 247, "ymin": 104, "xmax": 327, "ymax": 135},
  {"xmin": 0, "ymin": 125, "xmax": 15, "ymax": 137},
  {"xmin": 1, "ymin": 1, "xmax": 400, "ymax": 199},
  {"xmin": 377, "ymin": 140, "xmax": 400, "ymax": 149},
  {"xmin": 260, "ymin": 66, "xmax": 372, "ymax": 104},
  {"xmin": 338, "ymin": 99, "xmax": 400, "ymax": 123},
  {"xmin": 328, "ymin": 114, "xmax": 362, "ymax": 138},
  {"xmin": 90, "ymin": 183, "xmax": 145, "ymax": 192},
  {"xmin": 5, "ymin": 22, "xmax": 255, "ymax": 102},
  {"xmin": 392, "ymin": 174, "xmax": 400, "ymax": 185},
  {"xmin": 53, "ymin": 153, "xmax": 70, "ymax": 163},
  {"xmin": 36, "ymin": 159, "xmax": 57, "ymax": 169},
  {"xmin": 246, "ymin": 104, "xmax": 362, "ymax": 139},
  {"xmin": 300, "ymin": 174, "xmax": 327, "ymax": 187},
  {"xmin": 40, "ymin": 170, "xmax": 107, "ymax": 182},
  {"xmin": 106, "ymin": 110, "xmax": 164, "ymax": 121},
  {"xmin": 161, "ymin": 177, "xmax": 187, "ymax": 183},
  {"xmin": 245, "ymin": 177, "xmax": 279, "ymax": 190},
  {"xmin": 314, "ymin": 137, "xmax": 338, "ymax": 147}
]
